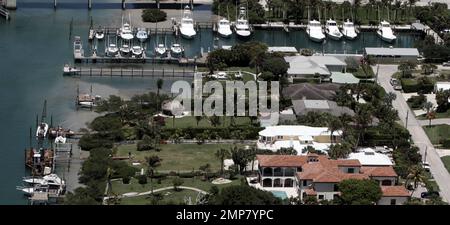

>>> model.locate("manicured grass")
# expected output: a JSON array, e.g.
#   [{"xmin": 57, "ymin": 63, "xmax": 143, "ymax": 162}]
[
  {"xmin": 119, "ymin": 189, "xmax": 199, "ymax": 205},
  {"xmin": 110, "ymin": 176, "xmax": 242, "ymax": 196},
  {"xmin": 423, "ymin": 125, "xmax": 450, "ymax": 145},
  {"xmin": 163, "ymin": 116, "xmax": 252, "ymax": 129},
  {"xmin": 441, "ymin": 156, "xmax": 450, "ymax": 174},
  {"xmin": 419, "ymin": 110, "xmax": 450, "ymax": 119},
  {"xmin": 116, "ymin": 143, "xmax": 241, "ymax": 172}
]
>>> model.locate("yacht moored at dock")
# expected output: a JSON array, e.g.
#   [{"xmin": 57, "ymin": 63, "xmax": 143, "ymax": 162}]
[
  {"xmin": 217, "ymin": 18, "xmax": 233, "ymax": 38},
  {"xmin": 341, "ymin": 19, "xmax": 358, "ymax": 40},
  {"xmin": 36, "ymin": 123, "xmax": 48, "ymax": 138},
  {"xmin": 377, "ymin": 20, "xmax": 397, "ymax": 43},
  {"xmin": 170, "ymin": 43, "xmax": 184, "ymax": 57},
  {"xmin": 107, "ymin": 43, "xmax": 119, "ymax": 57},
  {"xmin": 325, "ymin": 19, "xmax": 343, "ymax": 40},
  {"xmin": 119, "ymin": 15, "xmax": 134, "ymax": 41},
  {"xmin": 136, "ymin": 28, "xmax": 148, "ymax": 42},
  {"xmin": 306, "ymin": 20, "xmax": 325, "ymax": 42},
  {"xmin": 95, "ymin": 27, "xmax": 104, "ymax": 40},
  {"xmin": 234, "ymin": 7, "xmax": 252, "ymax": 38},
  {"xmin": 155, "ymin": 43, "xmax": 168, "ymax": 57},
  {"xmin": 120, "ymin": 44, "xmax": 131, "ymax": 57},
  {"xmin": 63, "ymin": 64, "xmax": 80, "ymax": 75},
  {"xmin": 131, "ymin": 45, "xmax": 144, "ymax": 58},
  {"xmin": 179, "ymin": 6, "xmax": 197, "ymax": 39}
]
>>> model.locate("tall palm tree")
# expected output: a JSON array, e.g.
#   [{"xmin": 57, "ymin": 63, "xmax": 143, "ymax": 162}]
[
  {"xmin": 215, "ymin": 148, "xmax": 231, "ymax": 176},
  {"xmin": 384, "ymin": 92, "xmax": 397, "ymax": 106},
  {"xmin": 423, "ymin": 101, "xmax": 435, "ymax": 127},
  {"xmin": 406, "ymin": 166, "xmax": 426, "ymax": 196},
  {"xmin": 328, "ymin": 118, "xmax": 343, "ymax": 144},
  {"xmin": 156, "ymin": 78, "xmax": 164, "ymax": 111},
  {"xmin": 146, "ymin": 155, "xmax": 162, "ymax": 195}
]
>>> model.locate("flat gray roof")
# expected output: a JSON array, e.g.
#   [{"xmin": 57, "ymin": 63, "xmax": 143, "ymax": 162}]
[
  {"xmin": 365, "ymin": 48, "xmax": 419, "ymax": 56},
  {"xmin": 268, "ymin": 46, "xmax": 298, "ymax": 53}
]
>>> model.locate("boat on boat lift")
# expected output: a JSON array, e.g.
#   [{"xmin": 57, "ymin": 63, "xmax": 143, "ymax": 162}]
[
  {"xmin": 341, "ymin": 19, "xmax": 358, "ymax": 40},
  {"xmin": 23, "ymin": 174, "xmax": 65, "ymax": 186},
  {"xmin": 95, "ymin": 27, "xmax": 105, "ymax": 40},
  {"xmin": 155, "ymin": 43, "xmax": 168, "ymax": 57},
  {"xmin": 136, "ymin": 28, "xmax": 148, "ymax": 42},
  {"xmin": 120, "ymin": 44, "xmax": 131, "ymax": 57},
  {"xmin": 170, "ymin": 43, "xmax": 184, "ymax": 57},
  {"xmin": 63, "ymin": 64, "xmax": 80, "ymax": 75},
  {"xmin": 131, "ymin": 45, "xmax": 144, "ymax": 58},
  {"xmin": 306, "ymin": 19, "xmax": 325, "ymax": 42},
  {"xmin": 325, "ymin": 19, "xmax": 343, "ymax": 40},
  {"xmin": 377, "ymin": 20, "xmax": 397, "ymax": 43},
  {"xmin": 179, "ymin": 5, "xmax": 197, "ymax": 39},
  {"xmin": 234, "ymin": 7, "xmax": 251, "ymax": 38},
  {"xmin": 107, "ymin": 43, "xmax": 119, "ymax": 57},
  {"xmin": 36, "ymin": 123, "xmax": 49, "ymax": 138}
]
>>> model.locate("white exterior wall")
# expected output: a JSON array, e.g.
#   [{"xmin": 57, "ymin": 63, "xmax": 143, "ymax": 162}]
[
  {"xmin": 378, "ymin": 196, "xmax": 409, "ymax": 205},
  {"xmin": 314, "ymin": 183, "xmax": 338, "ymax": 200}
]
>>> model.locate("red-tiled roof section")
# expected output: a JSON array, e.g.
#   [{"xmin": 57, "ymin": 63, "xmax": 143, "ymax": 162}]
[
  {"xmin": 256, "ymin": 155, "xmax": 309, "ymax": 167},
  {"xmin": 361, "ymin": 166, "xmax": 398, "ymax": 177},
  {"xmin": 335, "ymin": 159, "xmax": 361, "ymax": 167},
  {"xmin": 381, "ymin": 186, "xmax": 410, "ymax": 197}
]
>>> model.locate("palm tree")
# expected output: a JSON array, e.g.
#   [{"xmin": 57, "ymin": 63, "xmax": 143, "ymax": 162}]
[
  {"xmin": 208, "ymin": 115, "xmax": 221, "ymax": 127},
  {"xmin": 156, "ymin": 78, "xmax": 164, "ymax": 111},
  {"xmin": 422, "ymin": 63, "xmax": 437, "ymax": 75},
  {"xmin": 328, "ymin": 118, "xmax": 343, "ymax": 144},
  {"xmin": 384, "ymin": 92, "xmax": 397, "ymax": 106},
  {"xmin": 146, "ymin": 155, "xmax": 162, "ymax": 195},
  {"xmin": 215, "ymin": 148, "xmax": 231, "ymax": 176},
  {"xmin": 406, "ymin": 166, "xmax": 426, "ymax": 196},
  {"xmin": 423, "ymin": 101, "xmax": 435, "ymax": 126}
]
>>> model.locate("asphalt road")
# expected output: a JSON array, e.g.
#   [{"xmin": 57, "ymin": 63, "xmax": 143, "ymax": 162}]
[{"xmin": 376, "ymin": 65, "xmax": 450, "ymax": 202}]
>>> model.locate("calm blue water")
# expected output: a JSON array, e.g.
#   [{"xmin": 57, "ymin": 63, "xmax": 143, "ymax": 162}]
[
  {"xmin": 271, "ymin": 191, "xmax": 288, "ymax": 200},
  {"xmin": 0, "ymin": 1, "xmax": 420, "ymax": 204}
]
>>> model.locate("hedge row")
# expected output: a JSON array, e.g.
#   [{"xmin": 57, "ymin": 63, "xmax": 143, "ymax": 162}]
[{"xmin": 161, "ymin": 126, "xmax": 263, "ymax": 140}]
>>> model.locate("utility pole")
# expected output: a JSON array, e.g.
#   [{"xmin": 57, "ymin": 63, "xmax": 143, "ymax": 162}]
[
  {"xmin": 424, "ymin": 145, "xmax": 428, "ymax": 162},
  {"xmin": 405, "ymin": 111, "xmax": 409, "ymax": 129}
]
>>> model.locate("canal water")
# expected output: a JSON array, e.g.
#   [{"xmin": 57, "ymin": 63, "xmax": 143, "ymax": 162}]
[{"xmin": 0, "ymin": 0, "xmax": 420, "ymax": 204}]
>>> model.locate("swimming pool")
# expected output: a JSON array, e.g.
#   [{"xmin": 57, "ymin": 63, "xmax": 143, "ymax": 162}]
[{"xmin": 271, "ymin": 191, "xmax": 288, "ymax": 200}]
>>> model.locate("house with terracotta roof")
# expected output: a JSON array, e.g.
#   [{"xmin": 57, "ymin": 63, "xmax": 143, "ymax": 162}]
[
  {"xmin": 257, "ymin": 125, "xmax": 342, "ymax": 154},
  {"xmin": 253, "ymin": 154, "xmax": 410, "ymax": 205}
]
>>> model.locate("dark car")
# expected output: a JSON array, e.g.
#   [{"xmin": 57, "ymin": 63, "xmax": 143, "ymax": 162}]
[{"xmin": 421, "ymin": 191, "xmax": 440, "ymax": 199}]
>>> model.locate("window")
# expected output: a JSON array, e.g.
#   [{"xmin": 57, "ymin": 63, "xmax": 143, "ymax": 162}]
[
  {"xmin": 302, "ymin": 180, "xmax": 308, "ymax": 186},
  {"xmin": 263, "ymin": 179, "xmax": 272, "ymax": 187},
  {"xmin": 390, "ymin": 199, "xmax": 397, "ymax": 205},
  {"xmin": 318, "ymin": 195, "xmax": 324, "ymax": 200},
  {"xmin": 284, "ymin": 179, "xmax": 294, "ymax": 187},
  {"xmin": 263, "ymin": 167, "xmax": 273, "ymax": 176},
  {"xmin": 333, "ymin": 184, "xmax": 339, "ymax": 192},
  {"xmin": 273, "ymin": 179, "xmax": 282, "ymax": 187},
  {"xmin": 382, "ymin": 180, "xmax": 393, "ymax": 186},
  {"xmin": 347, "ymin": 168, "xmax": 355, "ymax": 173}
]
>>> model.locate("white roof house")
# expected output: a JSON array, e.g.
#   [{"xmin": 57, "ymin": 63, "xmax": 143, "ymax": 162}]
[
  {"xmin": 348, "ymin": 148, "xmax": 393, "ymax": 166},
  {"xmin": 257, "ymin": 125, "xmax": 342, "ymax": 155},
  {"xmin": 365, "ymin": 48, "xmax": 419, "ymax": 57},
  {"xmin": 284, "ymin": 55, "xmax": 346, "ymax": 77},
  {"xmin": 259, "ymin": 125, "xmax": 341, "ymax": 137},
  {"xmin": 435, "ymin": 82, "xmax": 450, "ymax": 93}
]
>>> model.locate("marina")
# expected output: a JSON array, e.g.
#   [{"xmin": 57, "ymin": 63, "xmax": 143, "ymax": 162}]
[{"xmin": 0, "ymin": 0, "xmax": 438, "ymax": 205}]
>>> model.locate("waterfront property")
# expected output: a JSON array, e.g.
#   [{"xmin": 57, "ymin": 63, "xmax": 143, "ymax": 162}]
[
  {"xmin": 257, "ymin": 125, "xmax": 342, "ymax": 154},
  {"xmin": 282, "ymin": 83, "xmax": 341, "ymax": 101},
  {"xmin": 364, "ymin": 47, "xmax": 420, "ymax": 64},
  {"xmin": 251, "ymin": 154, "xmax": 410, "ymax": 205},
  {"xmin": 284, "ymin": 55, "xmax": 347, "ymax": 81},
  {"xmin": 348, "ymin": 148, "xmax": 394, "ymax": 167}
]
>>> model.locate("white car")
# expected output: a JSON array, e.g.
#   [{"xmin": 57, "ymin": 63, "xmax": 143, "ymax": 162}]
[
  {"xmin": 211, "ymin": 72, "xmax": 228, "ymax": 80},
  {"xmin": 422, "ymin": 161, "xmax": 431, "ymax": 172}
]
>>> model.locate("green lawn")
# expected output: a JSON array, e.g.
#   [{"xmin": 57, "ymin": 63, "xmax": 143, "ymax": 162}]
[
  {"xmin": 110, "ymin": 176, "xmax": 242, "ymax": 196},
  {"xmin": 163, "ymin": 116, "xmax": 252, "ymax": 129},
  {"xmin": 423, "ymin": 125, "xmax": 450, "ymax": 145},
  {"xmin": 116, "ymin": 143, "xmax": 242, "ymax": 172},
  {"xmin": 441, "ymin": 156, "xmax": 450, "ymax": 174},
  {"xmin": 119, "ymin": 189, "xmax": 199, "ymax": 205},
  {"xmin": 352, "ymin": 65, "xmax": 374, "ymax": 79},
  {"xmin": 419, "ymin": 110, "xmax": 450, "ymax": 119}
]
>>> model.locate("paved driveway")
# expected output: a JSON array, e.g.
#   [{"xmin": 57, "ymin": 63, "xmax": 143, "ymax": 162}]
[{"xmin": 375, "ymin": 65, "xmax": 450, "ymax": 202}]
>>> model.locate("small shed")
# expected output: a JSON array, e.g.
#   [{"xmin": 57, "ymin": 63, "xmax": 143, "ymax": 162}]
[{"xmin": 365, "ymin": 47, "xmax": 420, "ymax": 64}]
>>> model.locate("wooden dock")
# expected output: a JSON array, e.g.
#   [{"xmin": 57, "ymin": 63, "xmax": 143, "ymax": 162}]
[{"xmin": 65, "ymin": 66, "xmax": 197, "ymax": 78}]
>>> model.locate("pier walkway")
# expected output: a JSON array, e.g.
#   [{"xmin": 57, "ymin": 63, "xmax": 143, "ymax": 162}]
[
  {"xmin": 66, "ymin": 66, "xmax": 197, "ymax": 78},
  {"xmin": 0, "ymin": 5, "xmax": 9, "ymax": 20}
]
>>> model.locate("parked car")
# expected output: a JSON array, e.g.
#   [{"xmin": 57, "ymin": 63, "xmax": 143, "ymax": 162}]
[
  {"xmin": 443, "ymin": 61, "xmax": 450, "ymax": 67},
  {"xmin": 422, "ymin": 161, "xmax": 431, "ymax": 172},
  {"xmin": 390, "ymin": 78, "xmax": 402, "ymax": 90},
  {"xmin": 421, "ymin": 191, "xmax": 440, "ymax": 199},
  {"xmin": 211, "ymin": 72, "xmax": 228, "ymax": 80}
]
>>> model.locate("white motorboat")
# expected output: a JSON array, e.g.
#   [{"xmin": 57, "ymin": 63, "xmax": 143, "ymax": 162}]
[
  {"xmin": 17, "ymin": 184, "xmax": 49, "ymax": 196},
  {"xmin": 78, "ymin": 94, "xmax": 101, "ymax": 108},
  {"xmin": 377, "ymin": 20, "xmax": 396, "ymax": 43},
  {"xmin": 325, "ymin": 19, "xmax": 343, "ymax": 40},
  {"xmin": 136, "ymin": 28, "xmax": 148, "ymax": 42},
  {"xmin": 95, "ymin": 28, "xmax": 105, "ymax": 40},
  {"xmin": 55, "ymin": 135, "xmax": 67, "ymax": 144},
  {"xmin": 73, "ymin": 36, "xmax": 84, "ymax": 57},
  {"xmin": 36, "ymin": 123, "xmax": 49, "ymax": 138},
  {"xmin": 341, "ymin": 19, "xmax": 358, "ymax": 40},
  {"xmin": 170, "ymin": 43, "xmax": 184, "ymax": 57},
  {"xmin": 120, "ymin": 44, "xmax": 131, "ymax": 57},
  {"xmin": 155, "ymin": 43, "xmax": 168, "ymax": 57},
  {"xmin": 63, "ymin": 64, "xmax": 79, "ymax": 75},
  {"xmin": 119, "ymin": 15, "xmax": 134, "ymax": 40},
  {"xmin": 179, "ymin": 6, "xmax": 197, "ymax": 39},
  {"xmin": 217, "ymin": 18, "xmax": 233, "ymax": 38},
  {"xmin": 131, "ymin": 46, "xmax": 144, "ymax": 58},
  {"xmin": 306, "ymin": 20, "xmax": 325, "ymax": 42},
  {"xmin": 234, "ymin": 7, "xmax": 251, "ymax": 38},
  {"xmin": 23, "ymin": 174, "xmax": 65, "ymax": 186},
  {"xmin": 107, "ymin": 43, "xmax": 119, "ymax": 57}
]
